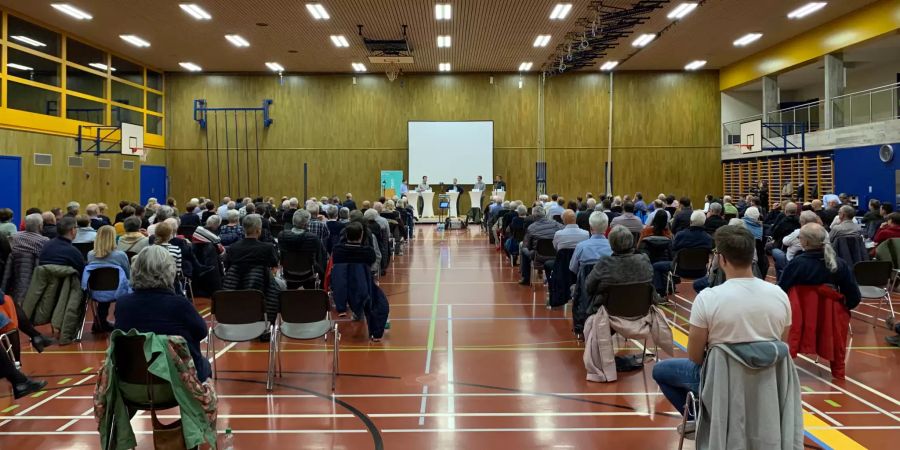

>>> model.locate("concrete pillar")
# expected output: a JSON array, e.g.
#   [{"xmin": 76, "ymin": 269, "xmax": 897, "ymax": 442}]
[
  {"xmin": 824, "ymin": 53, "xmax": 844, "ymax": 129},
  {"xmin": 762, "ymin": 75, "xmax": 779, "ymax": 123}
]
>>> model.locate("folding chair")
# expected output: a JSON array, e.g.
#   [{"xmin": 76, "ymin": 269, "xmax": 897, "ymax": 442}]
[
  {"xmin": 106, "ymin": 334, "xmax": 180, "ymax": 450},
  {"xmin": 274, "ymin": 290, "xmax": 339, "ymax": 391},
  {"xmin": 207, "ymin": 290, "xmax": 275, "ymax": 390},
  {"xmin": 77, "ymin": 267, "xmax": 120, "ymax": 342},
  {"xmin": 510, "ymin": 228, "xmax": 526, "ymax": 266},
  {"xmin": 1, "ymin": 330, "xmax": 19, "ymax": 370},
  {"xmin": 533, "ymin": 238, "xmax": 557, "ymax": 289},
  {"xmin": 73, "ymin": 242, "xmax": 93, "ymax": 261},
  {"xmin": 853, "ymin": 260, "xmax": 895, "ymax": 327},
  {"xmin": 666, "ymin": 247, "xmax": 711, "ymax": 298},
  {"xmin": 605, "ymin": 282, "xmax": 657, "ymax": 365},
  {"xmin": 281, "ymin": 250, "xmax": 320, "ymax": 289},
  {"xmin": 677, "ymin": 391, "xmax": 700, "ymax": 450}
]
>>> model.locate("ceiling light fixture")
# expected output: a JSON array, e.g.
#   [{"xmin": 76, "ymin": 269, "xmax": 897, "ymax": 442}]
[
  {"xmin": 305, "ymin": 3, "xmax": 330, "ymax": 20},
  {"xmin": 89, "ymin": 62, "xmax": 115, "ymax": 72},
  {"xmin": 330, "ymin": 35, "xmax": 350, "ymax": 47},
  {"xmin": 631, "ymin": 33, "xmax": 656, "ymax": 47},
  {"xmin": 666, "ymin": 2, "xmax": 698, "ymax": 20},
  {"xmin": 7, "ymin": 63, "xmax": 34, "ymax": 71},
  {"xmin": 599, "ymin": 61, "xmax": 619, "ymax": 71},
  {"xmin": 684, "ymin": 60, "xmax": 707, "ymax": 70},
  {"xmin": 787, "ymin": 2, "xmax": 827, "ymax": 19},
  {"xmin": 225, "ymin": 34, "xmax": 250, "ymax": 47},
  {"xmin": 352, "ymin": 62, "xmax": 367, "ymax": 72},
  {"xmin": 10, "ymin": 35, "xmax": 46, "ymax": 47},
  {"xmin": 733, "ymin": 32, "xmax": 763, "ymax": 47},
  {"xmin": 533, "ymin": 35, "xmax": 551, "ymax": 47},
  {"xmin": 437, "ymin": 35, "xmax": 452, "ymax": 48},
  {"xmin": 438, "ymin": 62, "xmax": 451, "ymax": 72},
  {"xmin": 518, "ymin": 62, "xmax": 533, "ymax": 71},
  {"xmin": 50, "ymin": 3, "xmax": 93, "ymax": 20},
  {"xmin": 120, "ymin": 35, "xmax": 151, "ymax": 47},
  {"xmin": 549, "ymin": 3, "xmax": 573, "ymax": 20},
  {"xmin": 435, "ymin": 3, "xmax": 451, "ymax": 20},
  {"xmin": 179, "ymin": 62, "xmax": 203, "ymax": 72},
  {"xmin": 178, "ymin": 4, "xmax": 211, "ymax": 20},
  {"xmin": 265, "ymin": 62, "xmax": 284, "ymax": 72}
]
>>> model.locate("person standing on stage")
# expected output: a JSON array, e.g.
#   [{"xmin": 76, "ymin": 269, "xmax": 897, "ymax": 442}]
[
  {"xmin": 447, "ymin": 178, "xmax": 464, "ymax": 215},
  {"xmin": 474, "ymin": 176, "xmax": 487, "ymax": 192},
  {"xmin": 494, "ymin": 175, "xmax": 507, "ymax": 191},
  {"xmin": 400, "ymin": 180, "xmax": 409, "ymax": 196},
  {"xmin": 415, "ymin": 176, "xmax": 430, "ymax": 216}
]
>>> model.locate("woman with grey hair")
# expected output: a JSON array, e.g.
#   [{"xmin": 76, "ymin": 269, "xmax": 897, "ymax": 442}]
[
  {"xmin": 114, "ymin": 246, "xmax": 212, "ymax": 381},
  {"xmin": 219, "ymin": 209, "xmax": 245, "ymax": 247},
  {"xmin": 585, "ymin": 225, "xmax": 657, "ymax": 315},
  {"xmin": 778, "ymin": 222, "xmax": 861, "ymax": 309}
]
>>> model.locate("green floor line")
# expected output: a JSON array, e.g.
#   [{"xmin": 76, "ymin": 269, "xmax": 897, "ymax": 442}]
[
  {"xmin": 31, "ymin": 391, "xmax": 47, "ymax": 398},
  {"xmin": 801, "ymin": 386, "xmax": 814, "ymax": 393},
  {"xmin": 824, "ymin": 399, "xmax": 842, "ymax": 408},
  {"xmin": 1, "ymin": 405, "xmax": 19, "ymax": 413},
  {"xmin": 80, "ymin": 367, "xmax": 94, "ymax": 373},
  {"xmin": 57, "ymin": 377, "xmax": 72, "ymax": 385}
]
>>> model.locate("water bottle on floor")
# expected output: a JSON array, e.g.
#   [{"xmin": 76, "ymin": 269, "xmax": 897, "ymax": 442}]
[{"xmin": 223, "ymin": 428, "xmax": 234, "ymax": 450}]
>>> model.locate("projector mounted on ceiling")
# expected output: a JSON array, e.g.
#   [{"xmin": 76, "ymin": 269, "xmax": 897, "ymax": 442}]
[{"xmin": 359, "ymin": 24, "xmax": 413, "ymax": 82}]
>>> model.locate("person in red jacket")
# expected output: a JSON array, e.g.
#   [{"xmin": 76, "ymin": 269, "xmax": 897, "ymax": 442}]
[{"xmin": 873, "ymin": 212, "xmax": 900, "ymax": 245}]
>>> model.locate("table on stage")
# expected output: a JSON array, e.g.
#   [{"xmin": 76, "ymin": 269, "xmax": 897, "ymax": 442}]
[
  {"xmin": 493, "ymin": 190, "xmax": 506, "ymax": 202},
  {"xmin": 422, "ymin": 191, "xmax": 435, "ymax": 218},
  {"xmin": 447, "ymin": 191, "xmax": 460, "ymax": 217},
  {"xmin": 407, "ymin": 191, "xmax": 420, "ymax": 218},
  {"xmin": 469, "ymin": 190, "xmax": 483, "ymax": 212}
]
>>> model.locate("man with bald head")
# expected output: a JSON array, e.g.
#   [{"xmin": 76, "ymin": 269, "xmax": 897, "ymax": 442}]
[{"xmin": 553, "ymin": 209, "xmax": 590, "ymax": 251}]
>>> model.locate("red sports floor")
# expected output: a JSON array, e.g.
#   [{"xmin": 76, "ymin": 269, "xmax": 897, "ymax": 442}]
[{"xmin": 0, "ymin": 226, "xmax": 898, "ymax": 449}]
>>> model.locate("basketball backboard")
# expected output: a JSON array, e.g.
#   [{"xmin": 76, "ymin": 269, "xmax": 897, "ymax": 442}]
[
  {"xmin": 739, "ymin": 119, "xmax": 762, "ymax": 153},
  {"xmin": 121, "ymin": 122, "xmax": 144, "ymax": 157}
]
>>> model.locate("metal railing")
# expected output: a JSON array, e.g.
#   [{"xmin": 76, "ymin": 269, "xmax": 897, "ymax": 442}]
[
  {"xmin": 723, "ymin": 82, "xmax": 900, "ymax": 146},
  {"xmin": 831, "ymin": 82, "xmax": 900, "ymax": 128}
]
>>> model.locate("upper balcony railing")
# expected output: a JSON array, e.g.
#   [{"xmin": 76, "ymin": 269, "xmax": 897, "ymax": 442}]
[{"xmin": 723, "ymin": 82, "xmax": 900, "ymax": 146}]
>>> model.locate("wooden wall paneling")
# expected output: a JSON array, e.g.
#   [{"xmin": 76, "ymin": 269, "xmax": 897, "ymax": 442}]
[{"xmin": 612, "ymin": 146, "xmax": 723, "ymax": 202}]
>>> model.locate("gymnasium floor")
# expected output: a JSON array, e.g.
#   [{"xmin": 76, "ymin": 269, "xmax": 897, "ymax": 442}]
[{"xmin": 0, "ymin": 226, "xmax": 898, "ymax": 449}]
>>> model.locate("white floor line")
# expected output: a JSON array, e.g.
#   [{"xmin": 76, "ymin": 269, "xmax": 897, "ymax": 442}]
[
  {"xmin": 798, "ymin": 354, "xmax": 900, "ymax": 409},
  {"xmin": 54, "ymin": 392, "xmax": 670, "ymax": 400},
  {"xmin": 447, "ymin": 304, "xmax": 456, "ymax": 430},
  {"xmin": 55, "ymin": 406, "xmax": 95, "ymax": 432},
  {"xmin": 0, "ymin": 411, "xmax": 680, "ymax": 421},
  {"xmin": 0, "ymin": 374, "xmax": 96, "ymax": 429},
  {"xmin": 795, "ymin": 364, "xmax": 900, "ymax": 423},
  {"xmin": 208, "ymin": 341, "xmax": 237, "ymax": 364},
  {"xmin": 802, "ymin": 400, "xmax": 843, "ymax": 427}
]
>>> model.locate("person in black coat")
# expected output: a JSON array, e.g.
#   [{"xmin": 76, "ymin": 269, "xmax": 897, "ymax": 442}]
[
  {"xmin": 342, "ymin": 193, "xmax": 358, "ymax": 211},
  {"xmin": 38, "ymin": 217, "xmax": 84, "ymax": 274},
  {"xmin": 114, "ymin": 245, "xmax": 211, "ymax": 381},
  {"xmin": 670, "ymin": 197, "xmax": 694, "ymax": 235},
  {"xmin": 772, "ymin": 202, "xmax": 801, "ymax": 248},
  {"xmin": 778, "ymin": 223, "xmax": 861, "ymax": 310}
]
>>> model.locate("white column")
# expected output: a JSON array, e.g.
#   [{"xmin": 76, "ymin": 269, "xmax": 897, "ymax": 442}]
[{"xmin": 824, "ymin": 53, "xmax": 844, "ymax": 129}]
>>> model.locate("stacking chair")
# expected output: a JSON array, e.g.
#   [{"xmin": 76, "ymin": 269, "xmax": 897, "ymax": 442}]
[
  {"xmin": 207, "ymin": 290, "xmax": 275, "ymax": 390},
  {"xmin": 510, "ymin": 227, "xmax": 526, "ymax": 266},
  {"xmin": 1, "ymin": 330, "xmax": 19, "ymax": 369},
  {"xmin": 73, "ymin": 242, "xmax": 93, "ymax": 261},
  {"xmin": 605, "ymin": 282, "xmax": 657, "ymax": 365},
  {"xmin": 281, "ymin": 250, "xmax": 320, "ymax": 289},
  {"xmin": 532, "ymin": 238, "xmax": 557, "ymax": 288},
  {"xmin": 77, "ymin": 267, "xmax": 121, "ymax": 342},
  {"xmin": 678, "ymin": 391, "xmax": 699, "ymax": 450},
  {"xmin": 853, "ymin": 260, "xmax": 894, "ymax": 327},
  {"xmin": 875, "ymin": 238, "xmax": 900, "ymax": 292},
  {"xmin": 274, "ymin": 290, "xmax": 339, "ymax": 391},
  {"xmin": 106, "ymin": 334, "xmax": 180, "ymax": 450},
  {"xmin": 666, "ymin": 248, "xmax": 711, "ymax": 298}
]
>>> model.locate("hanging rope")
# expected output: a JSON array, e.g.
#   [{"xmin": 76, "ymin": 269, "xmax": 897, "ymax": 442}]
[
  {"xmin": 204, "ymin": 110, "xmax": 211, "ymax": 199},
  {"xmin": 244, "ymin": 110, "xmax": 251, "ymax": 197},
  {"xmin": 213, "ymin": 111, "xmax": 221, "ymax": 201},
  {"xmin": 233, "ymin": 109, "xmax": 241, "ymax": 198},
  {"xmin": 254, "ymin": 110, "xmax": 261, "ymax": 196},
  {"xmin": 224, "ymin": 110, "xmax": 231, "ymax": 197}
]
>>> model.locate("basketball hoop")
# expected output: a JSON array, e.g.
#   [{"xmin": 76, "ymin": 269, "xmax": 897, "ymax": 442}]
[
  {"xmin": 736, "ymin": 144, "xmax": 754, "ymax": 152},
  {"xmin": 132, "ymin": 147, "xmax": 149, "ymax": 162},
  {"xmin": 385, "ymin": 63, "xmax": 401, "ymax": 82}
]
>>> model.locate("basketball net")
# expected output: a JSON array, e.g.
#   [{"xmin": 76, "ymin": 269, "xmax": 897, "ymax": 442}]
[
  {"xmin": 133, "ymin": 146, "xmax": 149, "ymax": 162},
  {"xmin": 386, "ymin": 63, "xmax": 401, "ymax": 82}
]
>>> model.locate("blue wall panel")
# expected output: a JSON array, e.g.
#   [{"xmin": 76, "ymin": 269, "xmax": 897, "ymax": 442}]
[{"xmin": 834, "ymin": 142, "xmax": 900, "ymax": 211}]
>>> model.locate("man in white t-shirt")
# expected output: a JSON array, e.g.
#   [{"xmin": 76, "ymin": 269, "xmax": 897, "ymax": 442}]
[{"xmin": 652, "ymin": 225, "xmax": 791, "ymax": 438}]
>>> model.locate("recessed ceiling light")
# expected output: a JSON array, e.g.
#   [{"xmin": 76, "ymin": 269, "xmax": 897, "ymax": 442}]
[
  {"xmin": 684, "ymin": 60, "xmax": 707, "ymax": 70},
  {"xmin": 438, "ymin": 62, "xmax": 451, "ymax": 72},
  {"xmin": 632, "ymin": 33, "xmax": 656, "ymax": 47},
  {"xmin": 179, "ymin": 62, "xmax": 203, "ymax": 72},
  {"xmin": 435, "ymin": 3, "xmax": 451, "ymax": 20},
  {"xmin": 7, "ymin": 63, "xmax": 34, "ymax": 71},
  {"xmin": 89, "ymin": 62, "xmax": 115, "ymax": 72},
  {"xmin": 10, "ymin": 35, "xmax": 46, "ymax": 47},
  {"xmin": 305, "ymin": 3, "xmax": 330, "ymax": 20},
  {"xmin": 549, "ymin": 3, "xmax": 573, "ymax": 20},
  {"xmin": 666, "ymin": 2, "xmax": 698, "ymax": 20},
  {"xmin": 733, "ymin": 33, "xmax": 763, "ymax": 47},
  {"xmin": 225, "ymin": 34, "xmax": 250, "ymax": 47},
  {"xmin": 437, "ymin": 35, "xmax": 452, "ymax": 48},
  {"xmin": 533, "ymin": 35, "xmax": 551, "ymax": 47},
  {"xmin": 265, "ymin": 62, "xmax": 284, "ymax": 72},
  {"xmin": 120, "ymin": 35, "xmax": 151, "ymax": 47},
  {"xmin": 50, "ymin": 3, "xmax": 92, "ymax": 20},
  {"xmin": 787, "ymin": 2, "xmax": 827, "ymax": 19},
  {"xmin": 330, "ymin": 35, "xmax": 350, "ymax": 47},
  {"xmin": 599, "ymin": 61, "xmax": 619, "ymax": 71},
  {"xmin": 179, "ymin": 3, "xmax": 211, "ymax": 20},
  {"xmin": 518, "ymin": 62, "xmax": 533, "ymax": 71},
  {"xmin": 352, "ymin": 62, "xmax": 367, "ymax": 72}
]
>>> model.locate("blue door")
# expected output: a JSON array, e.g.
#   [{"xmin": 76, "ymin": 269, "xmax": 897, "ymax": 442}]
[
  {"xmin": 0, "ymin": 156, "xmax": 22, "ymax": 226},
  {"xmin": 140, "ymin": 165, "xmax": 167, "ymax": 205}
]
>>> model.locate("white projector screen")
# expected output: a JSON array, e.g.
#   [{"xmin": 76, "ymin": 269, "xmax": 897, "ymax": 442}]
[{"xmin": 408, "ymin": 121, "xmax": 494, "ymax": 185}]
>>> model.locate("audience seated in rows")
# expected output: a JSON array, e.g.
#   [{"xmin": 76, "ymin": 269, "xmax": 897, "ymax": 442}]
[
  {"xmin": 73, "ymin": 214, "xmax": 97, "ymax": 244},
  {"xmin": 569, "ymin": 211, "xmax": 611, "ymax": 276},
  {"xmin": 778, "ymin": 223, "xmax": 861, "ymax": 310},
  {"xmin": 86, "ymin": 225, "xmax": 131, "ymax": 333},
  {"xmin": 637, "ymin": 212, "xmax": 673, "ymax": 264},
  {"xmin": 277, "ymin": 210, "xmax": 327, "ymax": 286},
  {"xmin": 652, "ymin": 211, "xmax": 713, "ymax": 295},
  {"xmin": 874, "ymin": 212, "xmax": 900, "ymax": 245},
  {"xmin": 219, "ymin": 210, "xmax": 245, "ymax": 247},
  {"xmin": 518, "ymin": 205, "xmax": 563, "ymax": 285},
  {"xmin": 586, "ymin": 226, "xmax": 657, "ymax": 315}
]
